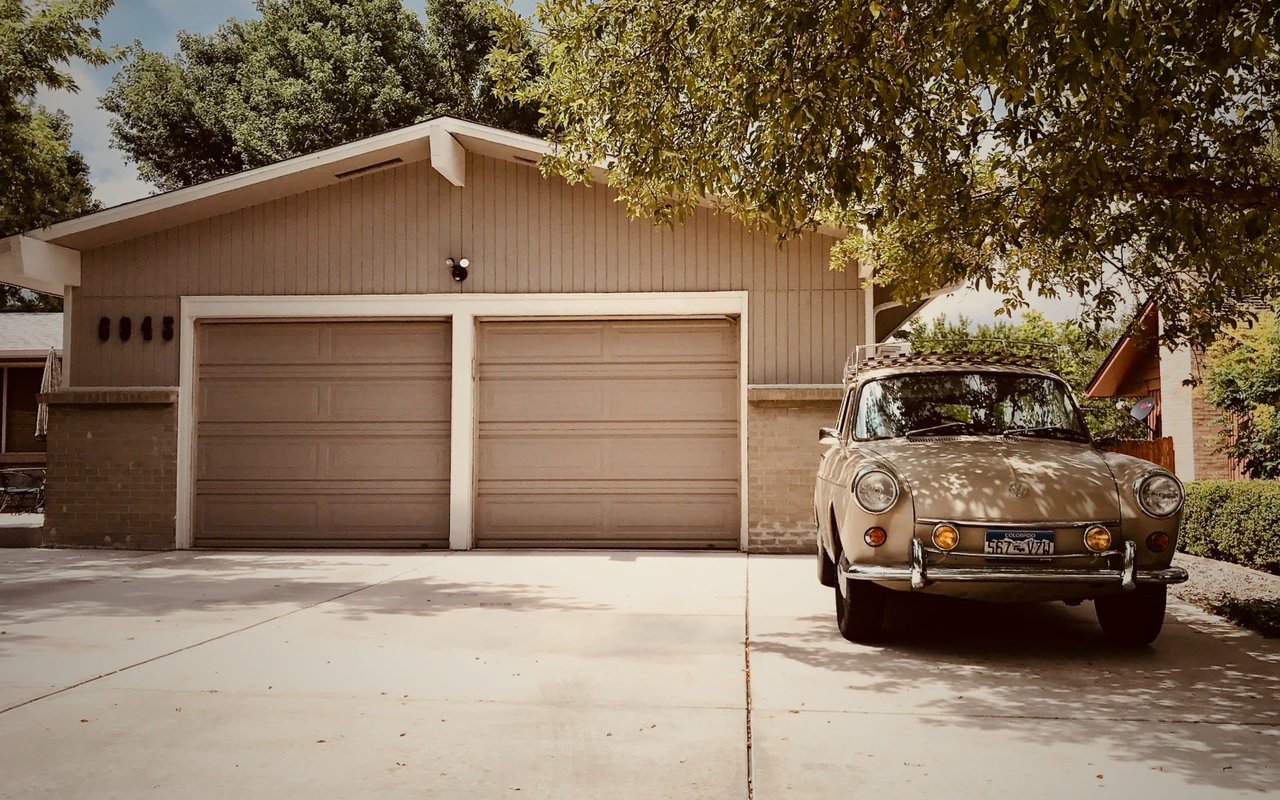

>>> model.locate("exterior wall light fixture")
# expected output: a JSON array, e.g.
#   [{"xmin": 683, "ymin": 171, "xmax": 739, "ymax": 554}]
[{"xmin": 446, "ymin": 257, "xmax": 470, "ymax": 283}]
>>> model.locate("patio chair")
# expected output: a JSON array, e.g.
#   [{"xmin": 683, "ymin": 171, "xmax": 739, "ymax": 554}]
[{"xmin": 0, "ymin": 468, "xmax": 45, "ymax": 514}]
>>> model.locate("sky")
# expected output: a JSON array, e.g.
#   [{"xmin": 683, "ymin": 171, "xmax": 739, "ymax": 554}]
[{"xmin": 36, "ymin": 0, "xmax": 1092, "ymax": 326}]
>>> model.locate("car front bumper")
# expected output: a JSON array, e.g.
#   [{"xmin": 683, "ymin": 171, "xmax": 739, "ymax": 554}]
[{"xmin": 843, "ymin": 539, "xmax": 1189, "ymax": 591}]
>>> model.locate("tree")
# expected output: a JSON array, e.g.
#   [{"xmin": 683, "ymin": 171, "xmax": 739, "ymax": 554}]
[
  {"xmin": 104, "ymin": 0, "xmax": 541, "ymax": 191},
  {"xmin": 1203, "ymin": 310, "xmax": 1280, "ymax": 479},
  {"xmin": 0, "ymin": 0, "xmax": 112, "ymax": 311},
  {"xmin": 897, "ymin": 311, "xmax": 1144, "ymax": 439},
  {"xmin": 427, "ymin": 0, "xmax": 540, "ymax": 135},
  {"xmin": 487, "ymin": 0, "xmax": 1280, "ymax": 349}
]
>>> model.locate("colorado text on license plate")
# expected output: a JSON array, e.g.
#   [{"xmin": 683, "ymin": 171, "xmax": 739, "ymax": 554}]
[{"xmin": 984, "ymin": 530, "xmax": 1054, "ymax": 556}]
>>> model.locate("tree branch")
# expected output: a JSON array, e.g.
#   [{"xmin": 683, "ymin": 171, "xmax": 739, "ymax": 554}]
[{"xmin": 1122, "ymin": 173, "xmax": 1280, "ymax": 209}]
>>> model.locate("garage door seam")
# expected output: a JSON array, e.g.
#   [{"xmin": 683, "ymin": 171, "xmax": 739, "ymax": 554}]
[{"xmin": 0, "ymin": 560, "xmax": 435, "ymax": 716}]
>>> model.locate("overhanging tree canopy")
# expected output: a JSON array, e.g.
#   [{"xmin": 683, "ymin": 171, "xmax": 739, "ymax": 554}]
[
  {"xmin": 487, "ymin": 0, "xmax": 1280, "ymax": 347},
  {"xmin": 0, "ymin": 0, "xmax": 112, "ymax": 311},
  {"xmin": 105, "ymin": 0, "xmax": 541, "ymax": 191}
]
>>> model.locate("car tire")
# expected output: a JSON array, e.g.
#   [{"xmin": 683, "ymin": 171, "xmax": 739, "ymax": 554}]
[
  {"xmin": 834, "ymin": 556, "xmax": 887, "ymax": 643},
  {"xmin": 1095, "ymin": 585, "xmax": 1167, "ymax": 646},
  {"xmin": 817, "ymin": 536, "xmax": 837, "ymax": 588}
]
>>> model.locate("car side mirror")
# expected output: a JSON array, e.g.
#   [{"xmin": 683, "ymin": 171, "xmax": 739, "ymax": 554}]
[{"xmin": 818, "ymin": 427, "xmax": 840, "ymax": 445}]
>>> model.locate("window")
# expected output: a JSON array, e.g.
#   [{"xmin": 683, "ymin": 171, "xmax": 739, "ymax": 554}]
[
  {"xmin": 853, "ymin": 371, "xmax": 1089, "ymax": 442},
  {"xmin": 2, "ymin": 367, "xmax": 47, "ymax": 454}
]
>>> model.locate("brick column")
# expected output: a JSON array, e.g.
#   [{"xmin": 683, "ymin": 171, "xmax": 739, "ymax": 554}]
[
  {"xmin": 40, "ymin": 389, "xmax": 178, "ymax": 549},
  {"xmin": 746, "ymin": 387, "xmax": 842, "ymax": 554}
]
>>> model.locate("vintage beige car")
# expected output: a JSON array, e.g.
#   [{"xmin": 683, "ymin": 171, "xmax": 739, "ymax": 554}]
[{"xmin": 814, "ymin": 345, "xmax": 1188, "ymax": 646}]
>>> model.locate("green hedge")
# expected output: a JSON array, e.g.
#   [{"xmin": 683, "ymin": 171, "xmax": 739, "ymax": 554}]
[{"xmin": 1179, "ymin": 481, "xmax": 1280, "ymax": 573}]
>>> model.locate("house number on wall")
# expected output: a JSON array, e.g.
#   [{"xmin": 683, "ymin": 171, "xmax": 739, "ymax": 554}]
[{"xmin": 98, "ymin": 316, "xmax": 175, "ymax": 343}]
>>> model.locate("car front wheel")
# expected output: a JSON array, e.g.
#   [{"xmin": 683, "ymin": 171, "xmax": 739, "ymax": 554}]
[
  {"xmin": 1095, "ymin": 585, "xmax": 1167, "ymax": 646},
  {"xmin": 817, "ymin": 537, "xmax": 837, "ymax": 588},
  {"xmin": 834, "ymin": 556, "xmax": 887, "ymax": 643}
]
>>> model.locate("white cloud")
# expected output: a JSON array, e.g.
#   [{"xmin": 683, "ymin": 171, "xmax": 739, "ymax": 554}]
[{"xmin": 35, "ymin": 61, "xmax": 157, "ymax": 208}]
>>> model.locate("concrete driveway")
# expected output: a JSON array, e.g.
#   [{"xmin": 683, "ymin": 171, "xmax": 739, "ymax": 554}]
[{"xmin": 0, "ymin": 550, "xmax": 1276, "ymax": 799}]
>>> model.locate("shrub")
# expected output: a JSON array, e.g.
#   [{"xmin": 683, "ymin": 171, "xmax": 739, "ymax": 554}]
[
  {"xmin": 1202, "ymin": 310, "xmax": 1280, "ymax": 479},
  {"xmin": 1179, "ymin": 481, "xmax": 1280, "ymax": 573}
]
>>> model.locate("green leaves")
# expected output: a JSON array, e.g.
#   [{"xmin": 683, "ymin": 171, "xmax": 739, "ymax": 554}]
[
  {"xmin": 493, "ymin": 0, "xmax": 1280, "ymax": 349},
  {"xmin": 1203, "ymin": 308, "xmax": 1280, "ymax": 478},
  {"xmin": 103, "ymin": 0, "xmax": 541, "ymax": 191},
  {"xmin": 0, "ymin": 0, "xmax": 111, "ymax": 241}
]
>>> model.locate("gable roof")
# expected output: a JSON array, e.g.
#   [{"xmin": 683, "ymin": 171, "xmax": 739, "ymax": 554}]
[
  {"xmin": 0, "ymin": 313, "xmax": 62, "ymax": 356},
  {"xmin": 24, "ymin": 117, "xmax": 554, "ymax": 253},
  {"xmin": 1084, "ymin": 297, "xmax": 1158, "ymax": 397}
]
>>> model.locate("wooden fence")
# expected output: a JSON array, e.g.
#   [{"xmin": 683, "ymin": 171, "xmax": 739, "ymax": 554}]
[{"xmin": 1101, "ymin": 437, "xmax": 1176, "ymax": 472}]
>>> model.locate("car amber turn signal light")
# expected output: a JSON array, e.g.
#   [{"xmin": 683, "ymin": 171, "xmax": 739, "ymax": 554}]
[
  {"xmin": 1084, "ymin": 525, "xmax": 1113, "ymax": 553},
  {"xmin": 931, "ymin": 523, "xmax": 960, "ymax": 551},
  {"xmin": 1146, "ymin": 532, "xmax": 1170, "ymax": 553},
  {"xmin": 864, "ymin": 527, "xmax": 887, "ymax": 547}
]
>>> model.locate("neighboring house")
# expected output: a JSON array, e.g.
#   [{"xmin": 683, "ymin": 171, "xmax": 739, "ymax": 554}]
[
  {"xmin": 0, "ymin": 313, "xmax": 62, "ymax": 468},
  {"xmin": 0, "ymin": 118, "xmax": 937, "ymax": 553},
  {"xmin": 1085, "ymin": 297, "xmax": 1238, "ymax": 482}
]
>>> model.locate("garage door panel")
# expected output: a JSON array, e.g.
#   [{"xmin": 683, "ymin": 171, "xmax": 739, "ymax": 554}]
[
  {"xmin": 199, "ymin": 380, "xmax": 323, "ymax": 422},
  {"xmin": 197, "ymin": 494, "xmax": 449, "ymax": 547},
  {"xmin": 609, "ymin": 322, "xmax": 738, "ymax": 360},
  {"xmin": 478, "ymin": 323, "xmax": 609, "ymax": 361},
  {"xmin": 201, "ymin": 321, "xmax": 446, "ymax": 366},
  {"xmin": 478, "ymin": 320, "xmax": 739, "ymax": 365},
  {"xmin": 328, "ymin": 325, "xmax": 451, "ymax": 363},
  {"xmin": 479, "ymin": 377, "xmax": 738, "ymax": 422},
  {"xmin": 475, "ymin": 318, "xmax": 739, "ymax": 548},
  {"xmin": 327, "ymin": 436, "xmax": 450, "ymax": 477},
  {"xmin": 197, "ymin": 498, "xmax": 319, "ymax": 533},
  {"xmin": 328, "ymin": 378, "xmax": 449, "ymax": 421},
  {"xmin": 195, "ymin": 320, "xmax": 450, "ymax": 547},
  {"xmin": 200, "ymin": 325, "xmax": 324, "ymax": 365},
  {"xmin": 199, "ymin": 376, "xmax": 448, "ymax": 424},
  {"xmin": 477, "ymin": 495, "xmax": 739, "ymax": 549},
  {"xmin": 478, "ymin": 434, "xmax": 738, "ymax": 481},
  {"xmin": 199, "ymin": 438, "xmax": 320, "ymax": 480},
  {"xmin": 199, "ymin": 434, "xmax": 449, "ymax": 482}
]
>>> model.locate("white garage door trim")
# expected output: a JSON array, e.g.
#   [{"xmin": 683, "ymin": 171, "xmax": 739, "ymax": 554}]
[{"xmin": 177, "ymin": 292, "xmax": 749, "ymax": 551}]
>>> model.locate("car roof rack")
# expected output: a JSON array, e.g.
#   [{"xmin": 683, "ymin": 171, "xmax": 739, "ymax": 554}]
[{"xmin": 844, "ymin": 339, "xmax": 1063, "ymax": 383}]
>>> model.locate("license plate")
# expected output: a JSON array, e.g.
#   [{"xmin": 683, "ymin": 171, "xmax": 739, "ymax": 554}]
[{"xmin": 984, "ymin": 530, "xmax": 1054, "ymax": 556}]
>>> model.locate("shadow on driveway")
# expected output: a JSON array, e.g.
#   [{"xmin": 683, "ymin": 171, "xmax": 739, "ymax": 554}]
[{"xmin": 752, "ymin": 591, "xmax": 1280, "ymax": 794}]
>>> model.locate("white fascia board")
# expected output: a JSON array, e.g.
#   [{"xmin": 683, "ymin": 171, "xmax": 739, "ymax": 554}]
[
  {"xmin": 29, "ymin": 117, "xmax": 556, "ymax": 249},
  {"xmin": 180, "ymin": 291, "xmax": 747, "ymax": 319},
  {"xmin": 0, "ymin": 235, "xmax": 78, "ymax": 294},
  {"xmin": 441, "ymin": 118, "xmax": 553, "ymax": 159},
  {"xmin": 28, "ymin": 120, "xmax": 443, "ymax": 247}
]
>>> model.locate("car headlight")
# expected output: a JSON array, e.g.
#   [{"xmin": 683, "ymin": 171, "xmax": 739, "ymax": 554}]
[
  {"xmin": 853, "ymin": 468, "xmax": 900, "ymax": 514},
  {"xmin": 1135, "ymin": 472, "xmax": 1183, "ymax": 518}
]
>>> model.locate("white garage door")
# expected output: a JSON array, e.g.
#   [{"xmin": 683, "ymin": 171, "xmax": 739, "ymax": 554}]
[
  {"xmin": 194, "ymin": 320, "xmax": 451, "ymax": 547},
  {"xmin": 475, "ymin": 318, "xmax": 740, "ymax": 549}
]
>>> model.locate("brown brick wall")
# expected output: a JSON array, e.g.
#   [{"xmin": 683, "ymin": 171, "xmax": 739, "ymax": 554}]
[
  {"xmin": 1191, "ymin": 386, "xmax": 1234, "ymax": 480},
  {"xmin": 42, "ymin": 393, "xmax": 178, "ymax": 549},
  {"xmin": 747, "ymin": 388, "xmax": 842, "ymax": 553}
]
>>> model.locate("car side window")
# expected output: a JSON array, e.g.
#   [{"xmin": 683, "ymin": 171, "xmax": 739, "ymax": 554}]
[{"xmin": 835, "ymin": 388, "xmax": 855, "ymax": 439}]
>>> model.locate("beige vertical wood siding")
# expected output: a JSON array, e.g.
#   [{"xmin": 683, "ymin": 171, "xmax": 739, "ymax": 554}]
[{"xmin": 73, "ymin": 154, "xmax": 862, "ymax": 387}]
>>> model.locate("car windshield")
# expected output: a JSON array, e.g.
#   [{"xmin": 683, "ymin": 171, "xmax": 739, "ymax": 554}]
[{"xmin": 853, "ymin": 371, "xmax": 1090, "ymax": 442}]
